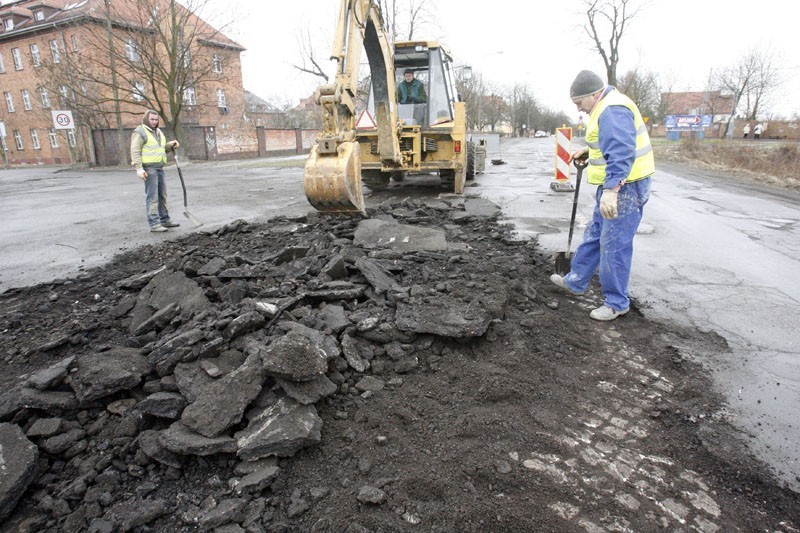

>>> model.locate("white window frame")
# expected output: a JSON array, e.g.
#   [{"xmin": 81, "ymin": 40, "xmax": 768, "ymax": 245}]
[
  {"xmin": 49, "ymin": 40, "xmax": 60, "ymax": 63},
  {"xmin": 0, "ymin": 52, "xmax": 5, "ymax": 73},
  {"xmin": 183, "ymin": 86, "xmax": 196, "ymax": 106},
  {"xmin": 21, "ymin": 89, "xmax": 31, "ymax": 110},
  {"xmin": 212, "ymin": 54, "xmax": 222, "ymax": 74},
  {"xmin": 0, "ymin": 136, "xmax": 7, "ymax": 152},
  {"xmin": 59, "ymin": 85, "xmax": 69, "ymax": 106},
  {"xmin": 31, "ymin": 129, "xmax": 41, "ymax": 150},
  {"xmin": 34, "ymin": 10, "xmax": 45, "ymax": 22},
  {"xmin": 4, "ymin": 91, "xmax": 15, "ymax": 112},
  {"xmin": 67, "ymin": 129, "xmax": 76, "ymax": 147},
  {"xmin": 39, "ymin": 87, "xmax": 51, "ymax": 108},
  {"xmin": 132, "ymin": 81, "xmax": 145, "ymax": 102},
  {"xmin": 30, "ymin": 44, "xmax": 41, "ymax": 67},
  {"xmin": 12, "ymin": 48, "xmax": 23, "ymax": 70},
  {"xmin": 4, "ymin": 19, "xmax": 13, "ymax": 31},
  {"xmin": 216, "ymin": 88, "xmax": 226, "ymax": 107},
  {"xmin": 71, "ymin": 34, "xmax": 78, "ymax": 52},
  {"xmin": 125, "ymin": 38, "xmax": 140, "ymax": 62},
  {"xmin": 13, "ymin": 130, "xmax": 24, "ymax": 150},
  {"xmin": 48, "ymin": 127, "xmax": 59, "ymax": 148}
]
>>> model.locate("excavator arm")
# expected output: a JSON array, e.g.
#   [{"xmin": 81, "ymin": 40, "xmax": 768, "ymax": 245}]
[{"xmin": 303, "ymin": 0, "xmax": 401, "ymax": 214}]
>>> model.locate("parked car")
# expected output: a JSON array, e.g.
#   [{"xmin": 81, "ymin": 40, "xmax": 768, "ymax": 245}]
[{"xmin": 534, "ymin": 130, "xmax": 548, "ymax": 137}]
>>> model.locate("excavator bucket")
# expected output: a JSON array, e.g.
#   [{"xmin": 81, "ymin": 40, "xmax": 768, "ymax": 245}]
[{"xmin": 303, "ymin": 141, "xmax": 366, "ymax": 215}]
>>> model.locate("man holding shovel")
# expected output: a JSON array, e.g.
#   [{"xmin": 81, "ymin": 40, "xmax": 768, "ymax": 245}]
[
  {"xmin": 131, "ymin": 109, "xmax": 181, "ymax": 233},
  {"xmin": 550, "ymin": 70, "xmax": 654, "ymax": 321}
]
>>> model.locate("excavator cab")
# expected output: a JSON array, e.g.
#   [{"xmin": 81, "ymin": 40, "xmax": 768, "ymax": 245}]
[{"xmin": 357, "ymin": 41, "xmax": 473, "ymax": 192}]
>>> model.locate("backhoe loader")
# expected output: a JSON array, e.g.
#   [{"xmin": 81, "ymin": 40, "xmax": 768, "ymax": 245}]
[{"xmin": 303, "ymin": 0, "xmax": 483, "ymax": 214}]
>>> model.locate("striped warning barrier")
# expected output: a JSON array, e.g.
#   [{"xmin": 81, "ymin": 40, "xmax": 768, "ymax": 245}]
[{"xmin": 554, "ymin": 127, "xmax": 572, "ymax": 182}]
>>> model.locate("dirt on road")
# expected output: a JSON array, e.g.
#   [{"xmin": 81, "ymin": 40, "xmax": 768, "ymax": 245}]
[{"xmin": 1, "ymin": 194, "xmax": 798, "ymax": 532}]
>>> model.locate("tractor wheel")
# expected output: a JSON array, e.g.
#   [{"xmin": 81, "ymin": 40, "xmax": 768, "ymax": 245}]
[
  {"xmin": 362, "ymin": 170, "xmax": 391, "ymax": 191},
  {"xmin": 466, "ymin": 141, "xmax": 476, "ymax": 181}
]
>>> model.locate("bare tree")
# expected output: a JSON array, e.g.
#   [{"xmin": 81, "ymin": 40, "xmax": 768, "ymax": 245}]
[
  {"xmin": 580, "ymin": 0, "xmax": 647, "ymax": 85},
  {"xmin": 40, "ymin": 0, "xmax": 236, "ymax": 152},
  {"xmin": 740, "ymin": 48, "xmax": 780, "ymax": 120},
  {"xmin": 716, "ymin": 50, "xmax": 773, "ymax": 136},
  {"xmin": 291, "ymin": 28, "xmax": 330, "ymax": 83},
  {"xmin": 616, "ymin": 68, "xmax": 660, "ymax": 119}
]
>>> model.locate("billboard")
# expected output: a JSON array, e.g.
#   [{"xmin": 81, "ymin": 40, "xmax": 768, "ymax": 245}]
[{"xmin": 665, "ymin": 115, "xmax": 713, "ymax": 131}]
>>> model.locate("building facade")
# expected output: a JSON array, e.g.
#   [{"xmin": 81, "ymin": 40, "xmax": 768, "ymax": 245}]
[{"xmin": 0, "ymin": 0, "xmax": 253, "ymax": 165}]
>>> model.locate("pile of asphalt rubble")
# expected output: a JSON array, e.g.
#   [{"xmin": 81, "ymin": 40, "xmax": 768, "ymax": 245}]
[{"xmin": 0, "ymin": 197, "xmax": 532, "ymax": 531}]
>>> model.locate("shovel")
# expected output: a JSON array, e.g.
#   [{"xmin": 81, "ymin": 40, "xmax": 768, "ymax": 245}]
[
  {"xmin": 554, "ymin": 158, "xmax": 587, "ymax": 275},
  {"xmin": 174, "ymin": 154, "xmax": 204, "ymax": 228}
]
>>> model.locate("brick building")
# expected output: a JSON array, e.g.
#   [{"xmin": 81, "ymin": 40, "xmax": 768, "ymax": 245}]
[{"xmin": 0, "ymin": 0, "xmax": 253, "ymax": 166}]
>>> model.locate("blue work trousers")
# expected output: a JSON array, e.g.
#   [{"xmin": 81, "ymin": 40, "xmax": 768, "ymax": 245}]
[
  {"xmin": 563, "ymin": 177, "xmax": 651, "ymax": 311},
  {"xmin": 143, "ymin": 165, "xmax": 171, "ymax": 228}
]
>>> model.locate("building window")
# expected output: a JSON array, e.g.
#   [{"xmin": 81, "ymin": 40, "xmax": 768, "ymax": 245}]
[
  {"xmin": 39, "ymin": 87, "xmax": 50, "ymax": 108},
  {"xmin": 67, "ymin": 129, "xmax": 76, "ymax": 147},
  {"xmin": 71, "ymin": 35, "xmax": 78, "ymax": 51},
  {"xmin": 30, "ymin": 44, "xmax": 41, "ymax": 67},
  {"xmin": 58, "ymin": 85, "xmax": 69, "ymax": 106},
  {"xmin": 49, "ymin": 40, "xmax": 61, "ymax": 63},
  {"xmin": 21, "ymin": 89, "xmax": 31, "ymax": 110},
  {"xmin": 0, "ymin": 52, "xmax": 5, "ymax": 73},
  {"xmin": 212, "ymin": 54, "xmax": 222, "ymax": 73},
  {"xmin": 132, "ymin": 81, "xmax": 145, "ymax": 101},
  {"xmin": 183, "ymin": 86, "xmax": 196, "ymax": 106},
  {"xmin": 48, "ymin": 128, "xmax": 59, "ymax": 148},
  {"xmin": 0, "ymin": 136, "xmax": 7, "ymax": 152},
  {"xmin": 12, "ymin": 48, "xmax": 23, "ymax": 70},
  {"xmin": 180, "ymin": 46, "xmax": 191, "ymax": 68},
  {"xmin": 4, "ymin": 91, "xmax": 15, "ymax": 112},
  {"xmin": 125, "ymin": 38, "xmax": 140, "ymax": 62},
  {"xmin": 34, "ymin": 10, "xmax": 45, "ymax": 22},
  {"xmin": 13, "ymin": 130, "xmax": 24, "ymax": 150},
  {"xmin": 216, "ymin": 89, "xmax": 226, "ymax": 107},
  {"xmin": 4, "ymin": 19, "xmax": 13, "ymax": 31},
  {"xmin": 31, "ymin": 129, "xmax": 41, "ymax": 150}
]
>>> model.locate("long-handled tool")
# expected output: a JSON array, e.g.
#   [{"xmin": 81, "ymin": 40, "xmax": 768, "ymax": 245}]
[
  {"xmin": 554, "ymin": 158, "xmax": 587, "ymax": 275},
  {"xmin": 174, "ymin": 154, "xmax": 203, "ymax": 228}
]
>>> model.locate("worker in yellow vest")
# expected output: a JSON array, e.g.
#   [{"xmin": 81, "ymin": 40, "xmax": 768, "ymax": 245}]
[
  {"xmin": 550, "ymin": 70, "xmax": 655, "ymax": 321},
  {"xmin": 130, "ymin": 109, "xmax": 181, "ymax": 232}
]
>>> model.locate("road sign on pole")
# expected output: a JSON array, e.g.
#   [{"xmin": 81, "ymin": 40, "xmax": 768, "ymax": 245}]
[{"xmin": 52, "ymin": 110, "xmax": 75, "ymax": 130}]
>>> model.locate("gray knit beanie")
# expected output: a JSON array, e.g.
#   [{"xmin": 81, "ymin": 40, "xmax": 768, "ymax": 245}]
[{"xmin": 570, "ymin": 70, "xmax": 605, "ymax": 99}]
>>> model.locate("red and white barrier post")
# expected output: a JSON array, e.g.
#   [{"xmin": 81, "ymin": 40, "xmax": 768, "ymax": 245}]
[{"xmin": 550, "ymin": 126, "xmax": 575, "ymax": 192}]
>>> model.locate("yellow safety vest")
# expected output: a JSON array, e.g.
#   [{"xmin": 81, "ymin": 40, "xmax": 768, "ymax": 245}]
[
  {"xmin": 585, "ymin": 89, "xmax": 655, "ymax": 186},
  {"xmin": 139, "ymin": 126, "xmax": 167, "ymax": 166}
]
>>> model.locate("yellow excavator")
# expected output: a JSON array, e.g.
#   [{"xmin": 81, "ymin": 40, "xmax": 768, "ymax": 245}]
[{"xmin": 303, "ymin": 0, "xmax": 483, "ymax": 214}]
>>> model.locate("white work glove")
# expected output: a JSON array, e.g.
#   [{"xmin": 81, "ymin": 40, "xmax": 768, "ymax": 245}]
[
  {"xmin": 600, "ymin": 189, "xmax": 619, "ymax": 219},
  {"xmin": 137, "ymin": 168, "xmax": 148, "ymax": 181}
]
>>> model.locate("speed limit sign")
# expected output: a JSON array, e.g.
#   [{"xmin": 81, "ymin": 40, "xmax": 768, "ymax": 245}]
[{"xmin": 51, "ymin": 110, "xmax": 75, "ymax": 130}]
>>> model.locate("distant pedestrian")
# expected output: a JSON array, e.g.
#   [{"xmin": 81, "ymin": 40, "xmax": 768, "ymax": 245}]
[
  {"xmin": 550, "ymin": 70, "xmax": 654, "ymax": 321},
  {"xmin": 743, "ymin": 123, "xmax": 750, "ymax": 139},
  {"xmin": 130, "ymin": 109, "xmax": 181, "ymax": 233},
  {"xmin": 754, "ymin": 123, "xmax": 763, "ymax": 140}
]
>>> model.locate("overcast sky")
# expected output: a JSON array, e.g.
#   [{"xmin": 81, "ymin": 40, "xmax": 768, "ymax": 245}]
[{"xmin": 213, "ymin": 0, "xmax": 798, "ymax": 121}]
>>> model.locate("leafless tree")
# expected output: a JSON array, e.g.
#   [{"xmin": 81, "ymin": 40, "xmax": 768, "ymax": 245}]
[
  {"xmin": 40, "ymin": 0, "xmax": 235, "ymax": 156},
  {"xmin": 616, "ymin": 68, "xmax": 660, "ymax": 119},
  {"xmin": 580, "ymin": 0, "xmax": 647, "ymax": 85},
  {"xmin": 291, "ymin": 28, "xmax": 330, "ymax": 83},
  {"xmin": 715, "ymin": 49, "xmax": 780, "ymax": 136}
]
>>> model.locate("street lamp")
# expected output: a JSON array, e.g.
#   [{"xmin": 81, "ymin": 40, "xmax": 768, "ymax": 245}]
[{"xmin": 476, "ymin": 51, "xmax": 503, "ymax": 132}]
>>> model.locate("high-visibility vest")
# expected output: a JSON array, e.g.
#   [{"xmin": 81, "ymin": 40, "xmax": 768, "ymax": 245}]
[
  {"xmin": 138, "ymin": 126, "xmax": 167, "ymax": 166},
  {"xmin": 585, "ymin": 89, "xmax": 654, "ymax": 186}
]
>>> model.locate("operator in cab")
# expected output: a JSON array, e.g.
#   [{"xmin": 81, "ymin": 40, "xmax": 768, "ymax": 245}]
[{"xmin": 397, "ymin": 69, "xmax": 427, "ymax": 104}]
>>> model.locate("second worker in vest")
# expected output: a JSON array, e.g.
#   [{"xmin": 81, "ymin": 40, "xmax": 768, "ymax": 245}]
[
  {"xmin": 550, "ymin": 70, "xmax": 654, "ymax": 321},
  {"xmin": 130, "ymin": 109, "xmax": 181, "ymax": 233}
]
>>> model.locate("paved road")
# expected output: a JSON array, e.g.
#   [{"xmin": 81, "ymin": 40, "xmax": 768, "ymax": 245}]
[{"xmin": 1, "ymin": 138, "xmax": 798, "ymax": 492}]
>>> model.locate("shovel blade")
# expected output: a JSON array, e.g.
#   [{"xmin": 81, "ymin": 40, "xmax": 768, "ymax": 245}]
[
  {"xmin": 554, "ymin": 252, "xmax": 573, "ymax": 276},
  {"xmin": 183, "ymin": 210, "xmax": 204, "ymax": 228}
]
